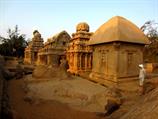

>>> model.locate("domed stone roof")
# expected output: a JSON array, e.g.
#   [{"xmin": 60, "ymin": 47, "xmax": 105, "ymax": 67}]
[
  {"xmin": 89, "ymin": 16, "xmax": 149, "ymax": 45},
  {"xmin": 76, "ymin": 22, "xmax": 89, "ymax": 32}
]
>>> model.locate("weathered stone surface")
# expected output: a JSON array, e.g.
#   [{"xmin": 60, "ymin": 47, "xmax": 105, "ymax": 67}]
[
  {"xmin": 25, "ymin": 76, "xmax": 122, "ymax": 112},
  {"xmin": 32, "ymin": 65, "xmax": 57, "ymax": 79},
  {"xmin": 89, "ymin": 16, "xmax": 149, "ymax": 45},
  {"xmin": 104, "ymin": 99, "xmax": 120, "ymax": 116},
  {"xmin": 59, "ymin": 57, "xmax": 70, "ymax": 79},
  {"xmin": 32, "ymin": 56, "xmax": 70, "ymax": 80},
  {"xmin": 0, "ymin": 55, "xmax": 13, "ymax": 119},
  {"xmin": 67, "ymin": 22, "xmax": 93, "ymax": 76},
  {"xmin": 15, "ymin": 64, "xmax": 24, "ymax": 79},
  {"xmin": 76, "ymin": 22, "xmax": 89, "ymax": 32},
  {"xmin": 89, "ymin": 16, "xmax": 149, "ymax": 84},
  {"xmin": 24, "ymin": 30, "xmax": 44, "ymax": 64},
  {"xmin": 120, "ymin": 87, "xmax": 158, "ymax": 119},
  {"xmin": 37, "ymin": 30, "xmax": 70, "ymax": 66}
]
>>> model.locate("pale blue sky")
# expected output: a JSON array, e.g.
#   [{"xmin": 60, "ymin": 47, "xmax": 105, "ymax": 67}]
[{"xmin": 0, "ymin": 0, "xmax": 158, "ymax": 41}]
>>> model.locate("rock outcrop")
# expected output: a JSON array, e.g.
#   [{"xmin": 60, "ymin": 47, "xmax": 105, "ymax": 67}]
[
  {"xmin": 120, "ymin": 87, "xmax": 158, "ymax": 119},
  {"xmin": 0, "ymin": 55, "xmax": 13, "ymax": 119}
]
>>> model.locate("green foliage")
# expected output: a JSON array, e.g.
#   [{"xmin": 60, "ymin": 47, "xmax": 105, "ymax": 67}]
[{"xmin": 0, "ymin": 25, "xmax": 28, "ymax": 57}]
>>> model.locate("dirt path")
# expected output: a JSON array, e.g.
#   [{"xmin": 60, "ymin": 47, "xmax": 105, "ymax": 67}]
[{"xmin": 8, "ymin": 79, "xmax": 105, "ymax": 119}]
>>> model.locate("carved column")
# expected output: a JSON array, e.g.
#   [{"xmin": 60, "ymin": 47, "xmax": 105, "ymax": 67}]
[
  {"xmin": 72, "ymin": 53, "xmax": 75, "ymax": 71},
  {"xmin": 31, "ymin": 51, "xmax": 34, "ymax": 64},
  {"xmin": 85, "ymin": 53, "xmax": 88, "ymax": 71},
  {"xmin": 87, "ymin": 54, "xmax": 90, "ymax": 69},
  {"xmin": 70, "ymin": 53, "xmax": 73, "ymax": 71},
  {"xmin": 43, "ymin": 55, "xmax": 47, "ymax": 65},
  {"xmin": 89, "ymin": 54, "xmax": 92, "ymax": 69},
  {"xmin": 41, "ymin": 56, "xmax": 44, "ymax": 65},
  {"xmin": 75, "ymin": 53, "xmax": 79, "ymax": 71},
  {"xmin": 80, "ymin": 53, "xmax": 82, "ymax": 70},
  {"xmin": 39, "ymin": 55, "xmax": 41, "ymax": 65}
]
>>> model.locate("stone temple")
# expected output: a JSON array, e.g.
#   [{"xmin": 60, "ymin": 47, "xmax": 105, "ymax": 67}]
[
  {"xmin": 67, "ymin": 22, "xmax": 93, "ymax": 76},
  {"xmin": 37, "ymin": 30, "xmax": 70, "ymax": 66},
  {"xmin": 88, "ymin": 16, "xmax": 149, "ymax": 84},
  {"xmin": 24, "ymin": 30, "xmax": 44, "ymax": 64},
  {"xmin": 24, "ymin": 16, "xmax": 149, "ymax": 86}
]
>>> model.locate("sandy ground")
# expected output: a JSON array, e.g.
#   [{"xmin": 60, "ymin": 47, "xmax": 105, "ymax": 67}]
[
  {"xmin": 24, "ymin": 74, "xmax": 113, "ymax": 112},
  {"xmin": 7, "ymin": 74, "xmax": 158, "ymax": 119},
  {"xmin": 8, "ymin": 79, "xmax": 106, "ymax": 119}
]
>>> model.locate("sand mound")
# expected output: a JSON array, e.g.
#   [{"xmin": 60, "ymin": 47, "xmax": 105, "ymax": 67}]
[
  {"xmin": 32, "ymin": 65, "xmax": 58, "ymax": 79},
  {"xmin": 32, "ymin": 64, "xmax": 70, "ymax": 80},
  {"xmin": 25, "ymin": 77, "xmax": 122, "ymax": 112}
]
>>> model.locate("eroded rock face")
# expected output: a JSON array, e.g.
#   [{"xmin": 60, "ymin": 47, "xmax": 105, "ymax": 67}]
[
  {"xmin": 59, "ymin": 57, "xmax": 70, "ymax": 79},
  {"xmin": 104, "ymin": 99, "xmax": 120, "ymax": 116},
  {"xmin": 120, "ymin": 87, "xmax": 158, "ymax": 119},
  {"xmin": 0, "ymin": 55, "xmax": 13, "ymax": 119},
  {"xmin": 32, "ymin": 57, "xmax": 70, "ymax": 80},
  {"xmin": 25, "ymin": 75, "xmax": 122, "ymax": 113},
  {"xmin": 15, "ymin": 64, "xmax": 23, "ymax": 79},
  {"xmin": 32, "ymin": 65, "xmax": 59, "ymax": 79}
]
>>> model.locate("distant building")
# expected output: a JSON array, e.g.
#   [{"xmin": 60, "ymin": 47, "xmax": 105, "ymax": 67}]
[
  {"xmin": 24, "ymin": 30, "xmax": 44, "ymax": 64},
  {"xmin": 37, "ymin": 31, "xmax": 71, "ymax": 66},
  {"xmin": 89, "ymin": 16, "xmax": 149, "ymax": 83},
  {"xmin": 67, "ymin": 22, "xmax": 93, "ymax": 76}
]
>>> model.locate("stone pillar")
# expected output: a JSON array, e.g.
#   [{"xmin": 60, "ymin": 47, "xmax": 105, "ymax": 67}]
[
  {"xmin": 71, "ymin": 53, "xmax": 73, "ymax": 71},
  {"xmin": 38, "ymin": 55, "xmax": 40, "ymax": 65},
  {"xmin": 31, "ymin": 51, "xmax": 34, "ymax": 64},
  {"xmin": 85, "ymin": 54, "xmax": 88, "ymax": 71},
  {"xmin": 69, "ymin": 52, "xmax": 74, "ymax": 71},
  {"xmin": 40, "ymin": 55, "xmax": 43, "ymax": 65},
  {"xmin": 74, "ymin": 53, "xmax": 78, "ymax": 71},
  {"xmin": 43, "ymin": 55, "xmax": 47, "ymax": 65},
  {"xmin": 47, "ymin": 55, "xmax": 52, "ymax": 65},
  {"xmin": 89, "ymin": 54, "xmax": 92, "ymax": 69},
  {"xmin": 80, "ymin": 53, "xmax": 82, "ymax": 70},
  {"xmin": 40, "ymin": 56, "xmax": 43, "ymax": 65},
  {"xmin": 78, "ymin": 53, "xmax": 81, "ymax": 70},
  {"xmin": 87, "ymin": 54, "xmax": 89, "ymax": 69}
]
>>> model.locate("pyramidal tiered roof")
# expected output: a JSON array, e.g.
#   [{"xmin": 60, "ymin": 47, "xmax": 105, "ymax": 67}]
[{"xmin": 89, "ymin": 16, "xmax": 149, "ymax": 45}]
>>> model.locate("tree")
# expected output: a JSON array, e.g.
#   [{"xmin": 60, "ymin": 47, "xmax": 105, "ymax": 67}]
[
  {"xmin": 140, "ymin": 20, "xmax": 158, "ymax": 42},
  {"xmin": 0, "ymin": 25, "xmax": 28, "ymax": 57},
  {"xmin": 141, "ymin": 20, "xmax": 158, "ymax": 62}
]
